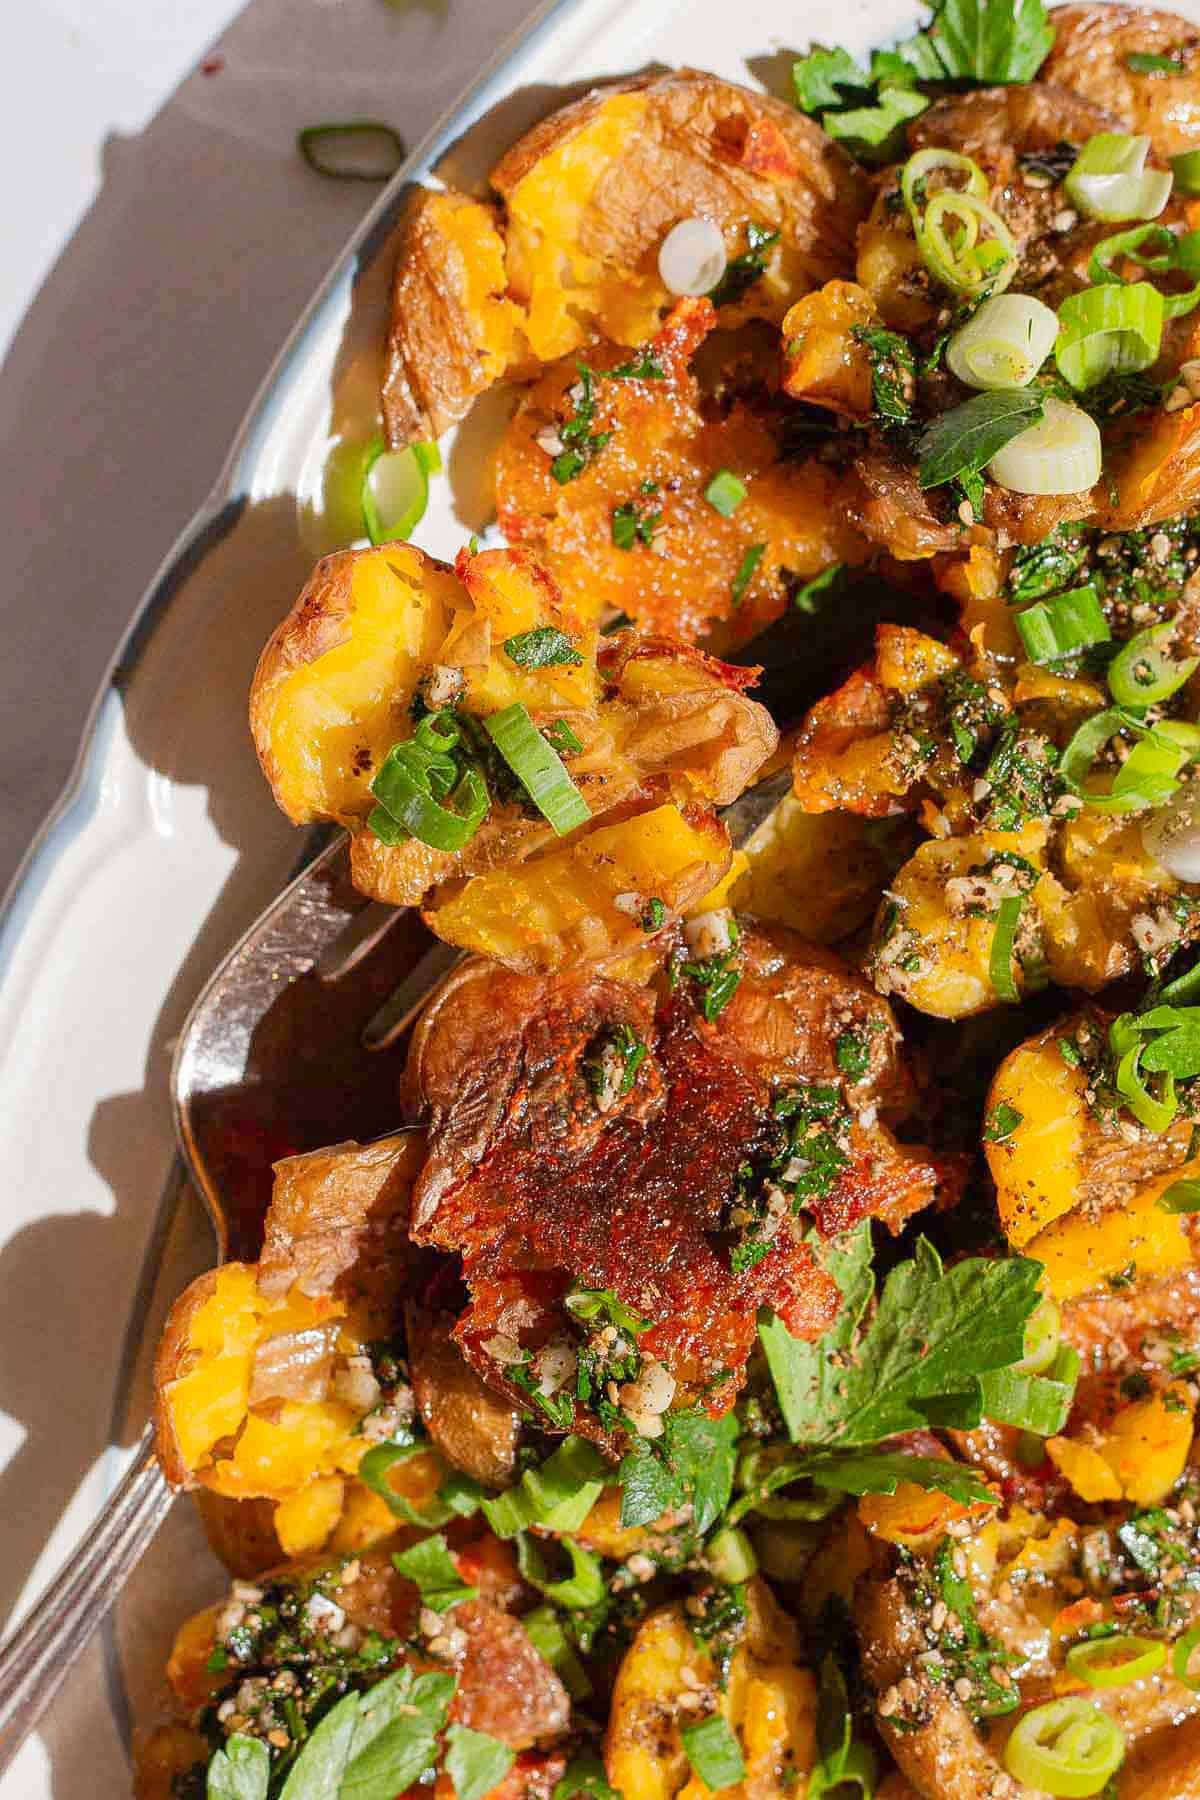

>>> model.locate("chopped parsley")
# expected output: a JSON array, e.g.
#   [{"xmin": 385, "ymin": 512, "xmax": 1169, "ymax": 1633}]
[
  {"xmin": 984, "ymin": 1103, "xmax": 1023, "ymax": 1143},
  {"xmin": 612, "ymin": 493, "xmax": 662, "ymax": 549},
  {"xmin": 678, "ymin": 919, "xmax": 743, "ymax": 1022},
  {"xmin": 940, "ymin": 669, "xmax": 1006, "ymax": 767},
  {"xmin": 606, "ymin": 350, "xmax": 666, "ymax": 381},
  {"xmin": 853, "ymin": 325, "xmax": 916, "ymax": 424},
  {"xmin": 641, "ymin": 897, "xmax": 667, "ymax": 932},
  {"xmin": 503, "ymin": 627, "xmax": 583, "ymax": 668},
  {"xmin": 981, "ymin": 719, "xmax": 1063, "ymax": 829},
  {"xmin": 551, "ymin": 366, "xmax": 611, "ymax": 483},
  {"xmin": 708, "ymin": 223, "xmax": 780, "ymax": 308},
  {"xmin": 583, "ymin": 1023, "xmax": 649, "ymax": 1104},
  {"xmin": 542, "ymin": 718, "xmax": 583, "ymax": 756},
  {"xmin": 731, "ymin": 542, "xmax": 767, "ymax": 607},
  {"xmin": 834, "ymin": 1027, "xmax": 874, "ymax": 1081}
]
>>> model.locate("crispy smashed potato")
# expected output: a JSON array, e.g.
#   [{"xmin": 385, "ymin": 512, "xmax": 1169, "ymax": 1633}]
[
  {"xmin": 984, "ymin": 1013, "xmax": 1200, "ymax": 1289},
  {"xmin": 604, "ymin": 1579, "xmax": 818, "ymax": 1800},
  {"xmin": 154, "ymin": 1131, "xmax": 529, "ymax": 1565},
  {"xmin": 251, "ymin": 539, "xmax": 777, "ymax": 965},
  {"xmin": 494, "ymin": 297, "xmax": 866, "ymax": 648},
  {"xmin": 381, "ymin": 72, "xmax": 870, "ymax": 450},
  {"xmin": 1042, "ymin": 4, "xmax": 1200, "ymax": 156},
  {"xmin": 154, "ymin": 1134, "xmax": 420, "ymax": 1497},
  {"xmin": 859, "ymin": 1502, "xmax": 1200, "ymax": 1800},
  {"xmin": 402, "ymin": 919, "xmax": 960, "ymax": 1444}
]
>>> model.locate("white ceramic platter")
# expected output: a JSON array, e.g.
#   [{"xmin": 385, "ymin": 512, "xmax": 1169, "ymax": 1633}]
[{"xmin": 0, "ymin": 0, "xmax": 965, "ymax": 1789}]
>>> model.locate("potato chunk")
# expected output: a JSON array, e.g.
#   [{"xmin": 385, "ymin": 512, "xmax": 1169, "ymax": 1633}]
[
  {"xmin": 604, "ymin": 1581, "xmax": 817, "ymax": 1800},
  {"xmin": 252, "ymin": 541, "xmax": 777, "ymax": 963}
]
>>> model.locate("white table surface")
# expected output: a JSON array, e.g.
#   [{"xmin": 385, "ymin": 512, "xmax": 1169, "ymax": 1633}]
[{"xmin": 0, "ymin": 0, "xmax": 542, "ymax": 904}]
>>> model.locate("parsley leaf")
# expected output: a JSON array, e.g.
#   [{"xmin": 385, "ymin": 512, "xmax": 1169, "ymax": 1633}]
[
  {"xmin": 445, "ymin": 1725, "xmax": 515, "ymax": 1800},
  {"xmin": 553, "ymin": 1757, "xmax": 622, "ymax": 1800},
  {"xmin": 802, "ymin": 1450, "xmax": 994, "ymax": 1505},
  {"xmin": 758, "ymin": 1224, "xmax": 873, "ymax": 1443},
  {"xmin": 340, "ymin": 1670, "xmax": 456, "ymax": 1800},
  {"xmin": 929, "ymin": 0, "xmax": 1055, "ymax": 81},
  {"xmin": 617, "ymin": 1408, "xmax": 739, "ymax": 1530},
  {"xmin": 503, "ymin": 627, "xmax": 583, "ymax": 669},
  {"xmin": 207, "ymin": 1737, "xmax": 268, "ymax": 1800},
  {"xmin": 919, "ymin": 390, "xmax": 1045, "ymax": 489},
  {"xmin": 853, "ymin": 326, "xmax": 916, "ymax": 424},
  {"xmin": 731, "ymin": 542, "xmax": 767, "ymax": 607},
  {"xmin": 761, "ymin": 1236, "xmax": 1041, "ymax": 1447},
  {"xmin": 391, "ymin": 1535, "xmax": 478, "ymax": 1613}
]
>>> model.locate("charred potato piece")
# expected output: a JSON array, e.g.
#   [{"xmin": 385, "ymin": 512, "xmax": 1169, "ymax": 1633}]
[
  {"xmin": 1042, "ymin": 4, "xmax": 1200, "ymax": 156},
  {"xmin": 139, "ymin": 1541, "xmax": 572, "ymax": 1797},
  {"xmin": 406, "ymin": 1297, "xmax": 521, "ymax": 1489},
  {"xmin": 604, "ymin": 1579, "xmax": 818, "ymax": 1800},
  {"xmin": 857, "ymin": 1507, "xmax": 1200, "ymax": 1800},
  {"xmin": 381, "ymin": 190, "xmax": 528, "ymax": 448}
]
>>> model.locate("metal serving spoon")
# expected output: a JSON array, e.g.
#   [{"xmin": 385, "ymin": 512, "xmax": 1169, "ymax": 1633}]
[{"xmin": 0, "ymin": 769, "xmax": 792, "ymax": 1774}]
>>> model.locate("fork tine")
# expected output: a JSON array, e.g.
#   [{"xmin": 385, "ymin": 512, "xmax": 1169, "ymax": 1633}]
[
  {"xmin": 316, "ymin": 900, "xmax": 405, "ymax": 981},
  {"xmin": 362, "ymin": 940, "xmax": 465, "ymax": 1049}
]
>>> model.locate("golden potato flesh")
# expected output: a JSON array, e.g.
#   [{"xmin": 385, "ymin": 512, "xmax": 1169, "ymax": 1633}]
[
  {"xmin": 252, "ymin": 541, "xmax": 777, "ymax": 964},
  {"xmin": 604, "ymin": 1580, "xmax": 818, "ymax": 1800}
]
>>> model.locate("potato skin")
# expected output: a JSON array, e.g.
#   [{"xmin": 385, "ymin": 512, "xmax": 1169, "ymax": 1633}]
[
  {"xmin": 491, "ymin": 69, "xmax": 870, "ymax": 335},
  {"xmin": 154, "ymin": 1267, "xmax": 224, "ymax": 1489},
  {"xmin": 1042, "ymin": 3, "xmax": 1200, "ymax": 155},
  {"xmin": 382, "ymin": 189, "xmax": 525, "ymax": 450},
  {"xmin": 405, "ymin": 1298, "xmax": 520, "ymax": 1490}
]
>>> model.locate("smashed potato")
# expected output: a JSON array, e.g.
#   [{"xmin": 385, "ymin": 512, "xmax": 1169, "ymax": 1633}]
[
  {"xmin": 382, "ymin": 72, "xmax": 870, "ymax": 450},
  {"xmin": 604, "ymin": 1580, "xmax": 818, "ymax": 1800},
  {"xmin": 494, "ymin": 297, "xmax": 866, "ymax": 648},
  {"xmin": 251, "ymin": 539, "xmax": 777, "ymax": 965}
]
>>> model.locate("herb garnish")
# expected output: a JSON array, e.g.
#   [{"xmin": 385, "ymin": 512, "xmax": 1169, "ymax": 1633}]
[
  {"xmin": 612, "ymin": 493, "xmax": 662, "ymax": 549},
  {"xmin": 551, "ymin": 366, "xmax": 611, "ymax": 483},
  {"xmin": 853, "ymin": 325, "xmax": 917, "ymax": 424},
  {"xmin": 708, "ymin": 223, "xmax": 781, "ymax": 307},
  {"xmin": 503, "ymin": 627, "xmax": 584, "ymax": 668},
  {"xmin": 918, "ymin": 389, "xmax": 1045, "ymax": 491}
]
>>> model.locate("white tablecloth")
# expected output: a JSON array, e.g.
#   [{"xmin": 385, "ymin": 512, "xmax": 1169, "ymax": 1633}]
[{"xmin": 0, "ymin": 0, "xmax": 541, "ymax": 898}]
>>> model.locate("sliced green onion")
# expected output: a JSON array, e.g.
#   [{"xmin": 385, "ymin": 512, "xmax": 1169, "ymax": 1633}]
[
  {"xmin": 902, "ymin": 148, "xmax": 990, "ymax": 208},
  {"xmin": 1172, "ymin": 150, "xmax": 1200, "ymax": 194},
  {"xmin": 1015, "ymin": 584, "xmax": 1110, "ymax": 664},
  {"xmin": 705, "ymin": 1526, "xmax": 758, "ymax": 1585},
  {"xmin": 978, "ymin": 1345, "xmax": 1078, "ymax": 1435},
  {"xmin": 1128, "ymin": 50, "xmax": 1185, "ymax": 73},
  {"xmin": 1004, "ymin": 1699, "xmax": 1125, "ymax": 1797},
  {"xmin": 988, "ymin": 396, "xmax": 1102, "ymax": 495},
  {"xmin": 1116, "ymin": 1038, "xmax": 1177, "ymax": 1131},
  {"xmin": 1056, "ymin": 283, "xmax": 1164, "ymax": 390},
  {"xmin": 1065, "ymin": 133, "xmax": 1173, "ymax": 223},
  {"xmin": 1066, "ymin": 1634, "xmax": 1166, "ymax": 1689},
  {"xmin": 1017, "ymin": 1297, "xmax": 1062, "ymax": 1375},
  {"xmin": 705, "ymin": 469, "xmax": 747, "ymax": 516},
  {"xmin": 483, "ymin": 703, "xmax": 591, "ymax": 836},
  {"xmin": 1108, "ymin": 621, "xmax": 1199, "ymax": 707},
  {"xmin": 481, "ymin": 1436, "xmax": 608, "ymax": 1540},
  {"xmin": 680, "ymin": 1714, "xmax": 746, "ymax": 1791},
  {"xmin": 369, "ymin": 710, "xmax": 489, "ymax": 851},
  {"xmin": 946, "ymin": 293, "xmax": 1059, "ymax": 389},
  {"xmin": 298, "ymin": 120, "xmax": 406, "ymax": 182},
  {"xmin": 1173, "ymin": 1625, "xmax": 1200, "ymax": 1688},
  {"xmin": 515, "ymin": 1534, "xmax": 606, "ymax": 1609},
  {"xmin": 901, "ymin": 148, "xmax": 1016, "ymax": 298},
  {"xmin": 522, "ymin": 1605, "xmax": 592, "ymax": 1699},
  {"xmin": 1159, "ymin": 1178, "xmax": 1200, "ymax": 1212},
  {"xmin": 731, "ymin": 542, "xmax": 767, "ymax": 607},
  {"xmin": 989, "ymin": 896, "xmax": 1024, "ymax": 1003},
  {"xmin": 1089, "ymin": 224, "xmax": 1200, "ymax": 319},
  {"xmin": 1088, "ymin": 722, "xmax": 1200, "ymax": 815},
  {"xmin": 362, "ymin": 438, "xmax": 441, "ymax": 544}
]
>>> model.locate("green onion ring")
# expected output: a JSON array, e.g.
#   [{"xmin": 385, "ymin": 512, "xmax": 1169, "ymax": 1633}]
[
  {"xmin": 361, "ymin": 438, "xmax": 442, "ymax": 545},
  {"xmin": 1004, "ymin": 1698, "xmax": 1126, "ymax": 1797},
  {"xmin": 1172, "ymin": 149, "xmax": 1200, "ymax": 193},
  {"xmin": 297, "ymin": 120, "xmax": 406, "ymax": 181},
  {"xmin": 1056, "ymin": 282, "xmax": 1165, "ymax": 389},
  {"xmin": 1065, "ymin": 1634, "xmax": 1167, "ymax": 1689},
  {"xmin": 1107, "ymin": 620, "xmax": 1200, "ymax": 707}
]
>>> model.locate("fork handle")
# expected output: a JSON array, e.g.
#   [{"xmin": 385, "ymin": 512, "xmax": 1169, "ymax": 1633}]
[{"xmin": 0, "ymin": 1422, "xmax": 173, "ymax": 1777}]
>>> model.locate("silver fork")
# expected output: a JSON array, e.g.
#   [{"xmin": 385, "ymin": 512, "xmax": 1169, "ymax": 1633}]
[{"xmin": 0, "ymin": 768, "xmax": 791, "ymax": 1773}]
